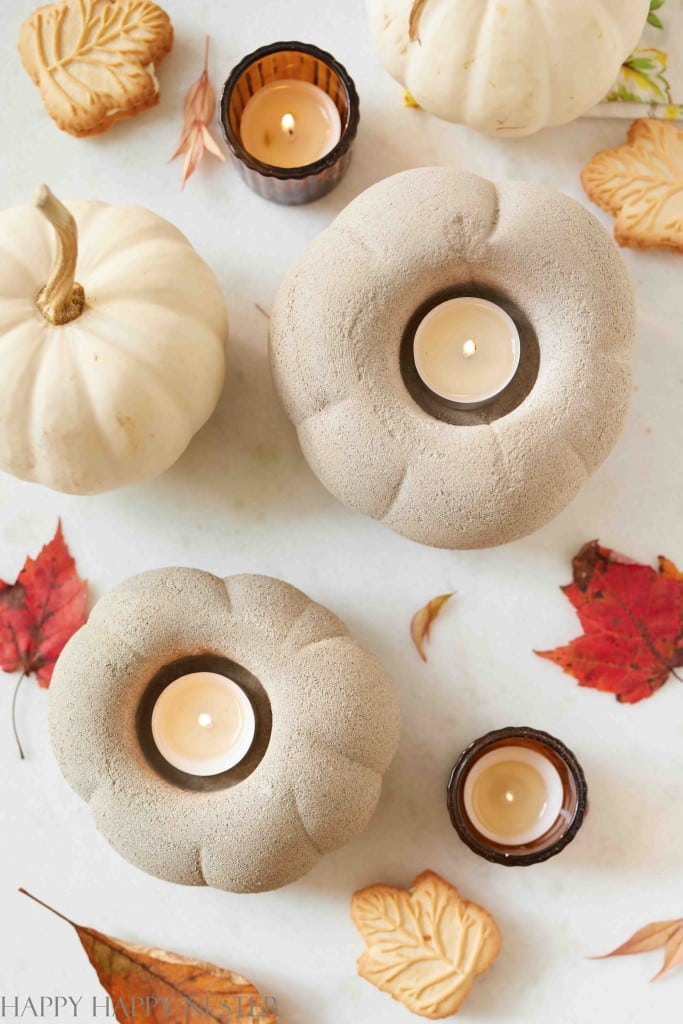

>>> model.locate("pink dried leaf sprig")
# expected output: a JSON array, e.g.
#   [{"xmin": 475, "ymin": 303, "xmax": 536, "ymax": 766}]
[{"xmin": 170, "ymin": 36, "xmax": 225, "ymax": 188}]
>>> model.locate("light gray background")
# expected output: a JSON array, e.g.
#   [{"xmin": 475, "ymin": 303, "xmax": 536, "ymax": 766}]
[{"xmin": 1, "ymin": 2, "xmax": 682, "ymax": 1022}]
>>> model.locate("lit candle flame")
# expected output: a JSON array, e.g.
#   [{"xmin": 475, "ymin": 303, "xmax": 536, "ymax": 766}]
[
  {"xmin": 198, "ymin": 713, "xmax": 213, "ymax": 729},
  {"xmin": 462, "ymin": 339, "xmax": 477, "ymax": 359},
  {"xmin": 281, "ymin": 112, "xmax": 296, "ymax": 137}
]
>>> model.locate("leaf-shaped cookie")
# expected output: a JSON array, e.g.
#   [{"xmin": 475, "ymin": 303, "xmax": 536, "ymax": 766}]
[
  {"xmin": 582, "ymin": 119, "xmax": 683, "ymax": 252},
  {"xmin": 19, "ymin": 0, "xmax": 173, "ymax": 137},
  {"xmin": 351, "ymin": 870, "xmax": 501, "ymax": 1020}
]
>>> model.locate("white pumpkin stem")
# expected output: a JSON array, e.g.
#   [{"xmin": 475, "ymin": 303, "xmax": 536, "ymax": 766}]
[
  {"xmin": 409, "ymin": 0, "xmax": 429, "ymax": 41},
  {"xmin": 33, "ymin": 185, "xmax": 85, "ymax": 325}
]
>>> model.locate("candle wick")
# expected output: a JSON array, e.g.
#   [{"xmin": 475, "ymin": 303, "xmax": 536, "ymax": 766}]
[
  {"xmin": 281, "ymin": 113, "xmax": 296, "ymax": 137},
  {"xmin": 462, "ymin": 339, "xmax": 477, "ymax": 359}
]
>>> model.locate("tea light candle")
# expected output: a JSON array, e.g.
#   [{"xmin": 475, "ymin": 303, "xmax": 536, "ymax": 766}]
[
  {"xmin": 448, "ymin": 727, "xmax": 588, "ymax": 867},
  {"xmin": 413, "ymin": 297, "xmax": 520, "ymax": 405},
  {"xmin": 239, "ymin": 80, "xmax": 342, "ymax": 169},
  {"xmin": 221, "ymin": 43, "xmax": 359, "ymax": 205},
  {"xmin": 463, "ymin": 746, "xmax": 564, "ymax": 846},
  {"xmin": 151, "ymin": 672, "xmax": 256, "ymax": 777}
]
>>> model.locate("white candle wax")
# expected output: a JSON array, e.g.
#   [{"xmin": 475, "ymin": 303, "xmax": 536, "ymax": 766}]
[
  {"xmin": 463, "ymin": 746, "xmax": 564, "ymax": 846},
  {"xmin": 151, "ymin": 672, "xmax": 256, "ymax": 777},
  {"xmin": 239, "ymin": 80, "xmax": 342, "ymax": 169},
  {"xmin": 413, "ymin": 297, "xmax": 521, "ymax": 405}
]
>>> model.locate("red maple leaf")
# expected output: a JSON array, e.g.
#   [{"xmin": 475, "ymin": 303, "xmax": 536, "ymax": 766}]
[
  {"xmin": 0, "ymin": 522, "xmax": 88, "ymax": 756},
  {"xmin": 536, "ymin": 541, "xmax": 683, "ymax": 704}
]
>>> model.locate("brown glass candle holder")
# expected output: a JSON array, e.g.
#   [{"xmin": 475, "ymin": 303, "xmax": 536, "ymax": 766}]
[
  {"xmin": 220, "ymin": 42, "xmax": 360, "ymax": 205},
  {"xmin": 447, "ymin": 727, "xmax": 588, "ymax": 867}
]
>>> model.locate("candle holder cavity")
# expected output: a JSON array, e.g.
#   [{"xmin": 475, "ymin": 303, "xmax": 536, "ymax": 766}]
[
  {"xmin": 49, "ymin": 568, "xmax": 400, "ymax": 893},
  {"xmin": 220, "ymin": 42, "xmax": 360, "ymax": 205},
  {"xmin": 269, "ymin": 167, "xmax": 636, "ymax": 549},
  {"xmin": 447, "ymin": 727, "xmax": 588, "ymax": 867}
]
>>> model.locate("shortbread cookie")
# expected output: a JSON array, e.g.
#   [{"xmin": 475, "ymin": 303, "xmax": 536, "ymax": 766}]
[
  {"xmin": 19, "ymin": 0, "xmax": 173, "ymax": 137},
  {"xmin": 582, "ymin": 119, "xmax": 683, "ymax": 252},
  {"xmin": 351, "ymin": 870, "xmax": 501, "ymax": 1019}
]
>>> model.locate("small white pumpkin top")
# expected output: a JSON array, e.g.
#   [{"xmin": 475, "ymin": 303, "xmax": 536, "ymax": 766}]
[
  {"xmin": 0, "ymin": 187, "xmax": 227, "ymax": 494},
  {"xmin": 367, "ymin": 0, "xmax": 650, "ymax": 135}
]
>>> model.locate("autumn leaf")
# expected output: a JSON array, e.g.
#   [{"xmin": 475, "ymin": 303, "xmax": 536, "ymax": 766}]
[
  {"xmin": 536, "ymin": 541, "xmax": 683, "ymax": 704},
  {"xmin": 170, "ymin": 36, "xmax": 225, "ymax": 188},
  {"xmin": 20, "ymin": 890, "xmax": 278, "ymax": 1024},
  {"xmin": 0, "ymin": 523, "xmax": 87, "ymax": 758},
  {"xmin": 593, "ymin": 917, "xmax": 683, "ymax": 982},
  {"xmin": 581, "ymin": 119, "xmax": 683, "ymax": 251},
  {"xmin": 410, "ymin": 593, "xmax": 454, "ymax": 662}
]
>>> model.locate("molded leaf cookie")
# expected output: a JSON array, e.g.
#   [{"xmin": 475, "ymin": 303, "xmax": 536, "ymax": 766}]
[
  {"xmin": 582, "ymin": 119, "xmax": 683, "ymax": 252},
  {"xmin": 351, "ymin": 871, "xmax": 501, "ymax": 1019},
  {"xmin": 19, "ymin": 0, "xmax": 174, "ymax": 137}
]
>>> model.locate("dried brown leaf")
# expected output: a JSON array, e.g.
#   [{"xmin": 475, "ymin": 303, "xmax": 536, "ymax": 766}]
[
  {"xmin": 596, "ymin": 919, "xmax": 683, "ymax": 958},
  {"xmin": 652, "ymin": 926, "xmax": 683, "ymax": 981},
  {"xmin": 170, "ymin": 36, "xmax": 225, "ymax": 188},
  {"xmin": 20, "ymin": 890, "xmax": 278, "ymax": 1023},
  {"xmin": 594, "ymin": 918, "xmax": 683, "ymax": 982},
  {"xmin": 410, "ymin": 593, "xmax": 454, "ymax": 662}
]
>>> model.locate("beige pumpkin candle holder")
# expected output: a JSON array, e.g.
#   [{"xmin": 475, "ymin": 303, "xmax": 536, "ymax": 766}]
[
  {"xmin": 270, "ymin": 167, "xmax": 636, "ymax": 550},
  {"xmin": 49, "ymin": 568, "xmax": 400, "ymax": 894}
]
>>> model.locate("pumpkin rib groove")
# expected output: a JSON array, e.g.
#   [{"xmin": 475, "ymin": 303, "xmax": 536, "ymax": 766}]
[
  {"xmin": 83, "ymin": 236, "xmax": 199, "ymax": 288},
  {"xmin": 67, "ymin": 311, "xmax": 205, "ymax": 425},
  {"xmin": 462, "ymin": 0, "xmax": 493, "ymax": 131},
  {"xmin": 380, "ymin": 464, "xmax": 410, "ymax": 522},
  {"xmin": 294, "ymin": 392, "xmax": 355, "ymax": 431},
  {"xmin": 290, "ymin": 789, "xmax": 326, "ymax": 858},
  {"xmin": 3, "ymin": 326, "xmax": 49, "ymax": 474},
  {"xmin": 526, "ymin": 0, "xmax": 554, "ymax": 136},
  {"xmin": 78, "ymin": 215, "xmax": 191, "ymax": 276},
  {"xmin": 61, "ymin": 330, "xmax": 129, "ymax": 474},
  {"xmin": 298, "ymin": 729, "xmax": 388, "ymax": 778}
]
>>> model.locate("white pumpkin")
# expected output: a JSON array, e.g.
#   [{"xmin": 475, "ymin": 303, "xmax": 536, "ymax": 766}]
[
  {"xmin": 367, "ymin": 0, "xmax": 650, "ymax": 136},
  {"xmin": 0, "ymin": 187, "xmax": 227, "ymax": 494}
]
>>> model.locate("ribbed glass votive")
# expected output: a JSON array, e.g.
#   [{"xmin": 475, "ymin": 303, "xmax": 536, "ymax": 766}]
[
  {"xmin": 220, "ymin": 42, "xmax": 360, "ymax": 205},
  {"xmin": 447, "ymin": 727, "xmax": 588, "ymax": 866}
]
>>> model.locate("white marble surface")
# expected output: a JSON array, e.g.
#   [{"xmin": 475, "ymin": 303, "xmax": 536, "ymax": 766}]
[{"xmin": 1, "ymin": 2, "xmax": 682, "ymax": 1022}]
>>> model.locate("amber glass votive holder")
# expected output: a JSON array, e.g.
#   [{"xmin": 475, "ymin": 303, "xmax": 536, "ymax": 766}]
[
  {"xmin": 220, "ymin": 42, "xmax": 360, "ymax": 205},
  {"xmin": 447, "ymin": 727, "xmax": 588, "ymax": 867}
]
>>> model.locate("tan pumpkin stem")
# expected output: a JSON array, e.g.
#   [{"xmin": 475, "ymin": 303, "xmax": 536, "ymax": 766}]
[
  {"xmin": 409, "ymin": 0, "xmax": 429, "ymax": 42},
  {"xmin": 34, "ymin": 185, "xmax": 85, "ymax": 325}
]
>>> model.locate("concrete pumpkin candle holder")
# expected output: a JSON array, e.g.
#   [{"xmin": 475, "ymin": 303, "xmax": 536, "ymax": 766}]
[
  {"xmin": 270, "ymin": 167, "xmax": 636, "ymax": 550},
  {"xmin": 49, "ymin": 568, "xmax": 400, "ymax": 894}
]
